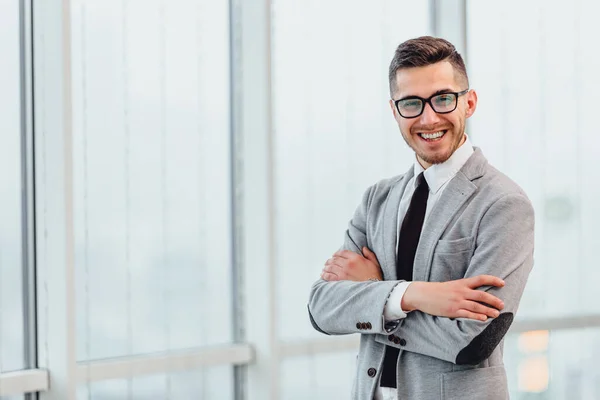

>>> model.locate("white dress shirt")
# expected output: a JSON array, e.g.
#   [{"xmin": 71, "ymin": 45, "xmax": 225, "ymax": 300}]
[{"xmin": 374, "ymin": 135, "xmax": 474, "ymax": 400}]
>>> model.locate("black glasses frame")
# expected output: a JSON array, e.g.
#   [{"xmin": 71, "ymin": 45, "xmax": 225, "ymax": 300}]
[{"xmin": 393, "ymin": 89, "xmax": 469, "ymax": 119}]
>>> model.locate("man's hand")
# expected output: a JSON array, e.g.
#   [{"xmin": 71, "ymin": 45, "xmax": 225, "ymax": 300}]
[
  {"xmin": 401, "ymin": 275, "xmax": 505, "ymax": 321},
  {"xmin": 321, "ymin": 247, "xmax": 382, "ymax": 282},
  {"xmin": 321, "ymin": 250, "xmax": 504, "ymax": 321}
]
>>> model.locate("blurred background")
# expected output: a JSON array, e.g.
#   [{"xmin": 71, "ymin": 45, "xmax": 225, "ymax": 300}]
[{"xmin": 1, "ymin": 0, "xmax": 600, "ymax": 399}]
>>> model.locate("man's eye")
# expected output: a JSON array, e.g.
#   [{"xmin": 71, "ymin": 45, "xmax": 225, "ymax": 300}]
[
  {"xmin": 401, "ymin": 100, "xmax": 421, "ymax": 108},
  {"xmin": 434, "ymin": 94, "xmax": 454, "ymax": 104}
]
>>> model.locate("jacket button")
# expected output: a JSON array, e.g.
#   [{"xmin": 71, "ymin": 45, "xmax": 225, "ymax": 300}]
[
  {"xmin": 356, "ymin": 322, "xmax": 361, "ymax": 329},
  {"xmin": 399, "ymin": 338, "xmax": 407, "ymax": 346},
  {"xmin": 393, "ymin": 337, "xmax": 400, "ymax": 345},
  {"xmin": 388, "ymin": 335, "xmax": 394, "ymax": 342},
  {"xmin": 366, "ymin": 322, "xmax": 372, "ymax": 329},
  {"xmin": 367, "ymin": 368, "xmax": 377, "ymax": 377}
]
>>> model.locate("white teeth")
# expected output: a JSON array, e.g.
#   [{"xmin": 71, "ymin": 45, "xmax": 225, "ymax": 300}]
[{"xmin": 420, "ymin": 131, "xmax": 444, "ymax": 139}]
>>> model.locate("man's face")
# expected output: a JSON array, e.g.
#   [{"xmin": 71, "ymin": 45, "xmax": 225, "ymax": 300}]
[{"xmin": 389, "ymin": 61, "xmax": 477, "ymax": 169}]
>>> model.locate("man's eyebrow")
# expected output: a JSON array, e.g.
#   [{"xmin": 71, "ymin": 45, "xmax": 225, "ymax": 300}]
[
  {"xmin": 431, "ymin": 88, "xmax": 455, "ymax": 96},
  {"xmin": 398, "ymin": 88, "xmax": 455, "ymax": 101}
]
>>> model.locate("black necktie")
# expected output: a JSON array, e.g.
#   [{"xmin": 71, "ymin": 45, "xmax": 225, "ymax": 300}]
[{"xmin": 380, "ymin": 172, "xmax": 429, "ymax": 388}]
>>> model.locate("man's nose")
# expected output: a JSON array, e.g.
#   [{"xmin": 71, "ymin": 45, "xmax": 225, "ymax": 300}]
[{"xmin": 419, "ymin": 102, "xmax": 441, "ymax": 125}]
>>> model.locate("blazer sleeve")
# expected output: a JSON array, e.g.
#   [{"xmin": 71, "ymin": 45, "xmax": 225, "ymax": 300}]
[
  {"xmin": 307, "ymin": 184, "xmax": 405, "ymax": 336},
  {"xmin": 387, "ymin": 193, "xmax": 535, "ymax": 365}
]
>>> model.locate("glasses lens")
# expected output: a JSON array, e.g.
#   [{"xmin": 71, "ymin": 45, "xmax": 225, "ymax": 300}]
[
  {"xmin": 431, "ymin": 93, "xmax": 457, "ymax": 113},
  {"xmin": 397, "ymin": 98, "xmax": 423, "ymax": 117}
]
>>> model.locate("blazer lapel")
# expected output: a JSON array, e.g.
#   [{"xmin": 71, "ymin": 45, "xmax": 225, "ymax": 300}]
[
  {"xmin": 413, "ymin": 148, "xmax": 488, "ymax": 282},
  {"xmin": 380, "ymin": 166, "xmax": 414, "ymax": 281}
]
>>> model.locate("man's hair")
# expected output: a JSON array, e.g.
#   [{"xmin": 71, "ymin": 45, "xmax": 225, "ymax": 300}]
[{"xmin": 388, "ymin": 36, "xmax": 469, "ymax": 97}]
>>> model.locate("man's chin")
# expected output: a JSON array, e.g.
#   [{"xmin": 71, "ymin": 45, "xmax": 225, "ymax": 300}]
[{"xmin": 419, "ymin": 150, "xmax": 452, "ymax": 166}]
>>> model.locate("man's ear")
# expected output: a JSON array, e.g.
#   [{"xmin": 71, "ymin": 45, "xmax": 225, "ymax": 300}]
[
  {"xmin": 389, "ymin": 99, "xmax": 400, "ymax": 121},
  {"xmin": 465, "ymin": 89, "xmax": 478, "ymax": 118}
]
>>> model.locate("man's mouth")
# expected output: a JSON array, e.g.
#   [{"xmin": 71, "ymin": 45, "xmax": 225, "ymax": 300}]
[{"xmin": 418, "ymin": 130, "xmax": 447, "ymax": 141}]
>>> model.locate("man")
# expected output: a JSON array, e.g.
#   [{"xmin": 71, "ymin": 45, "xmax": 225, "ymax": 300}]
[{"xmin": 308, "ymin": 36, "xmax": 534, "ymax": 400}]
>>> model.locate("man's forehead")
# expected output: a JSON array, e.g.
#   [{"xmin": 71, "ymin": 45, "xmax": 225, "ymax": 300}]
[{"xmin": 394, "ymin": 62, "xmax": 460, "ymax": 97}]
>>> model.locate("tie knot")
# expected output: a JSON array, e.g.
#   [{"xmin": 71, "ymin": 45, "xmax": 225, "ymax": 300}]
[{"xmin": 416, "ymin": 172, "xmax": 429, "ymax": 190}]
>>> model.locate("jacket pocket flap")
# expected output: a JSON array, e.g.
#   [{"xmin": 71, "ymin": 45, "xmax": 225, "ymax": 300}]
[{"xmin": 435, "ymin": 236, "xmax": 474, "ymax": 254}]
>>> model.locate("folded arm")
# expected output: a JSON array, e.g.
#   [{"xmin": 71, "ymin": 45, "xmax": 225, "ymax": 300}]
[
  {"xmin": 307, "ymin": 185, "xmax": 514, "ymax": 338},
  {"xmin": 308, "ymin": 184, "xmax": 407, "ymax": 335},
  {"xmin": 388, "ymin": 193, "xmax": 535, "ymax": 364}
]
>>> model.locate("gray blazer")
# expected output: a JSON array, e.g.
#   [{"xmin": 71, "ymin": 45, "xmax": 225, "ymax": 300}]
[{"xmin": 308, "ymin": 148, "xmax": 534, "ymax": 399}]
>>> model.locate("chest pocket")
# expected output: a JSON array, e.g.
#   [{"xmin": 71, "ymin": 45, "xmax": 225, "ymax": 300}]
[{"xmin": 430, "ymin": 236, "xmax": 475, "ymax": 282}]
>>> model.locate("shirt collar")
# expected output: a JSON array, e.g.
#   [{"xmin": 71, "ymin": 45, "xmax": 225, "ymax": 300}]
[{"xmin": 412, "ymin": 134, "xmax": 474, "ymax": 194}]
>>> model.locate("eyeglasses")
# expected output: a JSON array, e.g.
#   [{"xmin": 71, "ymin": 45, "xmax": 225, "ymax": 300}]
[{"xmin": 393, "ymin": 89, "xmax": 469, "ymax": 118}]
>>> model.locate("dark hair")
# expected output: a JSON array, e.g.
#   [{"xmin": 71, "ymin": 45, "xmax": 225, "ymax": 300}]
[{"xmin": 388, "ymin": 36, "xmax": 468, "ymax": 97}]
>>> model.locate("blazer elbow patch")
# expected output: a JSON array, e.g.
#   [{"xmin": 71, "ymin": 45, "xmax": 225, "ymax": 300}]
[
  {"xmin": 455, "ymin": 313, "xmax": 514, "ymax": 365},
  {"xmin": 307, "ymin": 305, "xmax": 330, "ymax": 335}
]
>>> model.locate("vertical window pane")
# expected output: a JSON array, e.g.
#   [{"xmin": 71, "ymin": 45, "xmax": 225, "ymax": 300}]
[
  {"xmin": 467, "ymin": 1, "xmax": 600, "ymax": 398},
  {"xmin": 0, "ymin": 0, "xmax": 26, "ymax": 375},
  {"xmin": 70, "ymin": 0, "xmax": 232, "ymax": 370},
  {"xmin": 467, "ymin": 0, "xmax": 600, "ymax": 318},
  {"xmin": 271, "ymin": 0, "xmax": 432, "ymax": 341}
]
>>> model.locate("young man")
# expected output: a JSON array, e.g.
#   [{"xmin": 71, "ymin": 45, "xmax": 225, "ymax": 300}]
[{"xmin": 308, "ymin": 36, "xmax": 534, "ymax": 399}]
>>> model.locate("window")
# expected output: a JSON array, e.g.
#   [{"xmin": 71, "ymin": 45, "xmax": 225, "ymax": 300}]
[{"xmin": 0, "ymin": 0, "xmax": 27, "ymax": 378}]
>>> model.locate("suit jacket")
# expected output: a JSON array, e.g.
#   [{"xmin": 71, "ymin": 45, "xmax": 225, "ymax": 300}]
[{"xmin": 308, "ymin": 148, "xmax": 535, "ymax": 399}]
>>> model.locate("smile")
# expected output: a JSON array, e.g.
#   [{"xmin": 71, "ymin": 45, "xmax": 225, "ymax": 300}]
[{"xmin": 418, "ymin": 130, "xmax": 446, "ymax": 141}]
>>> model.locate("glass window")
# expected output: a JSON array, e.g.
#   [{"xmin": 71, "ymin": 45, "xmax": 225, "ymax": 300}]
[
  {"xmin": 281, "ymin": 351, "xmax": 357, "ymax": 400},
  {"xmin": 271, "ymin": 0, "xmax": 432, "ymax": 341},
  {"xmin": 505, "ymin": 328, "xmax": 600, "ymax": 399},
  {"xmin": 467, "ymin": 0, "xmax": 600, "ymax": 319},
  {"xmin": 0, "ymin": 0, "xmax": 26, "ymax": 376},
  {"xmin": 78, "ymin": 367, "xmax": 233, "ymax": 400},
  {"xmin": 70, "ymin": 0, "xmax": 233, "ymax": 363},
  {"xmin": 468, "ymin": 2, "xmax": 600, "ymax": 397}
]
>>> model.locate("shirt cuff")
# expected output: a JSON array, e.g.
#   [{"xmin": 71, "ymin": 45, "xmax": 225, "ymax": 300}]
[{"xmin": 383, "ymin": 281, "xmax": 413, "ymax": 321}]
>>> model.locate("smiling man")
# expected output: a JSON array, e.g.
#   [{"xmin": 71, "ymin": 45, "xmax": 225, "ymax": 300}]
[{"xmin": 308, "ymin": 37, "xmax": 534, "ymax": 399}]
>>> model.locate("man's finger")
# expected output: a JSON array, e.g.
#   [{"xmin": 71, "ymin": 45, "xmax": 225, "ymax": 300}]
[
  {"xmin": 466, "ymin": 290, "xmax": 504, "ymax": 310},
  {"xmin": 462, "ymin": 300, "xmax": 500, "ymax": 318},
  {"xmin": 455, "ymin": 309, "xmax": 488, "ymax": 322},
  {"xmin": 333, "ymin": 250, "xmax": 356, "ymax": 260},
  {"xmin": 321, "ymin": 271, "xmax": 338, "ymax": 281},
  {"xmin": 466, "ymin": 275, "xmax": 504, "ymax": 289},
  {"xmin": 326, "ymin": 257, "xmax": 347, "ymax": 268},
  {"xmin": 362, "ymin": 247, "xmax": 379, "ymax": 265},
  {"xmin": 322, "ymin": 263, "xmax": 343, "ymax": 276}
]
